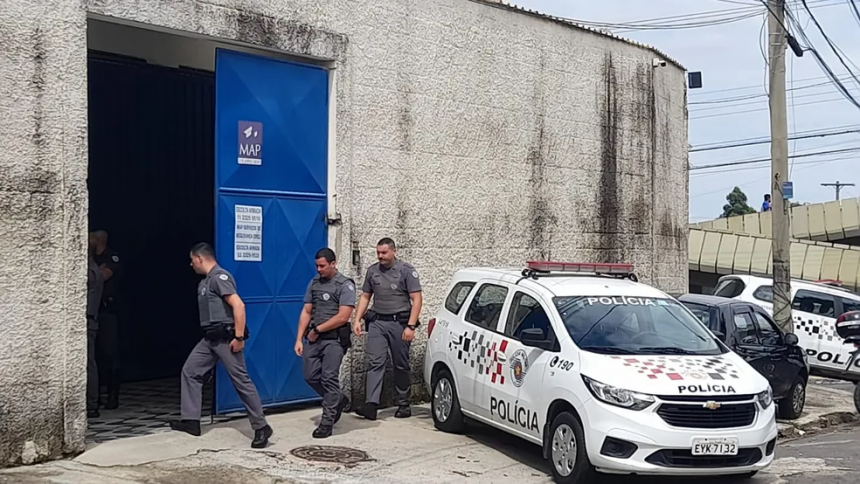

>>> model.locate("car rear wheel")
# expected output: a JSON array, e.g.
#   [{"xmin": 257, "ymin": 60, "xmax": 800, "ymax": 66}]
[
  {"xmin": 854, "ymin": 383, "xmax": 860, "ymax": 415},
  {"xmin": 547, "ymin": 411, "xmax": 597, "ymax": 484},
  {"xmin": 431, "ymin": 369, "xmax": 465, "ymax": 433},
  {"xmin": 777, "ymin": 376, "xmax": 806, "ymax": 420}
]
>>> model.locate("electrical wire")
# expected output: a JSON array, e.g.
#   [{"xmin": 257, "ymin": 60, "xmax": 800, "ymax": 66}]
[
  {"xmin": 690, "ymin": 146, "xmax": 860, "ymax": 170},
  {"xmin": 850, "ymin": 0, "xmax": 860, "ymax": 27},
  {"xmin": 799, "ymin": 0, "xmax": 860, "ymax": 87},
  {"xmin": 689, "ymin": 85, "xmax": 860, "ymax": 112},
  {"xmin": 690, "ymin": 95, "xmax": 850, "ymax": 119},
  {"xmin": 689, "ymin": 126, "xmax": 860, "ymax": 151}
]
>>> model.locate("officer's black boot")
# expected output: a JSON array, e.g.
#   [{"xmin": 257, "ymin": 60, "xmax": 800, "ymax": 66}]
[
  {"xmin": 355, "ymin": 403, "xmax": 378, "ymax": 421},
  {"xmin": 395, "ymin": 405, "xmax": 412, "ymax": 419},
  {"xmin": 87, "ymin": 408, "xmax": 100, "ymax": 419},
  {"xmin": 105, "ymin": 373, "xmax": 120, "ymax": 410},
  {"xmin": 334, "ymin": 395, "xmax": 350, "ymax": 424},
  {"xmin": 252, "ymin": 425, "xmax": 273, "ymax": 449},
  {"xmin": 169, "ymin": 420, "xmax": 201, "ymax": 437},
  {"xmin": 312, "ymin": 425, "xmax": 333, "ymax": 439}
]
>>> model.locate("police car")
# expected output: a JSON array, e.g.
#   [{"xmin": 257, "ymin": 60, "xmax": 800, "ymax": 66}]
[
  {"xmin": 715, "ymin": 274, "xmax": 860, "ymax": 380},
  {"xmin": 424, "ymin": 262, "xmax": 777, "ymax": 483}
]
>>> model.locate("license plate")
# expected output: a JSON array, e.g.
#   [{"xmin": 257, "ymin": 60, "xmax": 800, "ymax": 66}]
[{"xmin": 692, "ymin": 438, "xmax": 739, "ymax": 456}]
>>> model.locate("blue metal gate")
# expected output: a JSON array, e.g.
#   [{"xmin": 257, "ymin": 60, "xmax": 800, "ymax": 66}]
[{"xmin": 213, "ymin": 49, "xmax": 329, "ymax": 413}]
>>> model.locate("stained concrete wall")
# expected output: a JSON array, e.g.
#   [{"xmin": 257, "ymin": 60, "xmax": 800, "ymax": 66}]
[{"xmin": 0, "ymin": 0, "xmax": 688, "ymax": 466}]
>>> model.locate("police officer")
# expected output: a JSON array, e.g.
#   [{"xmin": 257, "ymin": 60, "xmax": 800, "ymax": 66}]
[
  {"xmin": 86, "ymin": 242, "xmax": 105, "ymax": 419},
  {"xmin": 90, "ymin": 230, "xmax": 122, "ymax": 409},
  {"xmin": 295, "ymin": 248, "xmax": 355, "ymax": 438},
  {"xmin": 353, "ymin": 238, "xmax": 422, "ymax": 420},
  {"xmin": 170, "ymin": 243, "xmax": 273, "ymax": 448}
]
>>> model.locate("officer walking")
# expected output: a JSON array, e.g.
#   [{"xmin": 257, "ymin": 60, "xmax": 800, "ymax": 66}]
[
  {"xmin": 170, "ymin": 242, "xmax": 273, "ymax": 448},
  {"xmin": 86, "ymin": 241, "xmax": 105, "ymax": 419},
  {"xmin": 295, "ymin": 248, "xmax": 355, "ymax": 438},
  {"xmin": 90, "ymin": 230, "xmax": 123, "ymax": 409},
  {"xmin": 353, "ymin": 238, "xmax": 422, "ymax": 420}
]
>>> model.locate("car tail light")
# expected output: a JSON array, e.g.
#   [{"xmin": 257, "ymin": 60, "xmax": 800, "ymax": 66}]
[{"xmin": 428, "ymin": 318, "xmax": 437, "ymax": 336}]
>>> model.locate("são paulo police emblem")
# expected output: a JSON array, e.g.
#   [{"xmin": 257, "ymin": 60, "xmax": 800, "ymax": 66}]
[
  {"xmin": 322, "ymin": 293, "xmax": 331, "ymax": 301},
  {"xmin": 509, "ymin": 349, "xmax": 530, "ymax": 387}
]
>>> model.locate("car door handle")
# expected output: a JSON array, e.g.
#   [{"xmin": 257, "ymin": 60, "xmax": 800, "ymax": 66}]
[{"xmin": 497, "ymin": 352, "xmax": 508, "ymax": 362}]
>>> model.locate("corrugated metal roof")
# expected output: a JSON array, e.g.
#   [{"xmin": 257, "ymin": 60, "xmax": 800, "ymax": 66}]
[{"xmin": 472, "ymin": 0, "xmax": 686, "ymax": 71}]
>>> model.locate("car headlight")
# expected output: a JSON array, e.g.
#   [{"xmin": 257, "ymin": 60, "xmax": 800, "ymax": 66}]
[
  {"xmin": 583, "ymin": 376, "xmax": 655, "ymax": 411},
  {"xmin": 757, "ymin": 387, "xmax": 773, "ymax": 409}
]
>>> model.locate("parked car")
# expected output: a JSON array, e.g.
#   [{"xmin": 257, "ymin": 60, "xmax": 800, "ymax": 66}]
[
  {"xmin": 424, "ymin": 261, "xmax": 777, "ymax": 483},
  {"xmin": 714, "ymin": 275, "xmax": 860, "ymax": 381},
  {"xmin": 677, "ymin": 294, "xmax": 808, "ymax": 420}
]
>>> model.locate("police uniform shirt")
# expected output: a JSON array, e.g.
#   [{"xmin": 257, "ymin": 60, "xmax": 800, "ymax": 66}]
[
  {"xmin": 93, "ymin": 248, "xmax": 121, "ymax": 306},
  {"xmin": 304, "ymin": 271, "xmax": 357, "ymax": 331},
  {"xmin": 361, "ymin": 260, "xmax": 421, "ymax": 315},
  {"xmin": 198, "ymin": 265, "xmax": 237, "ymax": 328}
]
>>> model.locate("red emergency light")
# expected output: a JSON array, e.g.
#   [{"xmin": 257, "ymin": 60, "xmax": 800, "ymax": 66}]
[
  {"xmin": 525, "ymin": 261, "xmax": 635, "ymax": 274},
  {"xmin": 816, "ymin": 279, "xmax": 843, "ymax": 287}
]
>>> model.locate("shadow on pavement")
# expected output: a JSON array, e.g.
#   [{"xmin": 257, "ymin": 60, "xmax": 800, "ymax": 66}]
[{"xmin": 462, "ymin": 419, "xmax": 768, "ymax": 483}]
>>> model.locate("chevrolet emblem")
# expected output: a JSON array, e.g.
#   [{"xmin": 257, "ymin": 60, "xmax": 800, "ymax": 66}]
[{"xmin": 703, "ymin": 401, "xmax": 721, "ymax": 410}]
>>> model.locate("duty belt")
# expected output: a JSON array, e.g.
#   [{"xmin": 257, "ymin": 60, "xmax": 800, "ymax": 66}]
[{"xmin": 374, "ymin": 312, "xmax": 411, "ymax": 322}]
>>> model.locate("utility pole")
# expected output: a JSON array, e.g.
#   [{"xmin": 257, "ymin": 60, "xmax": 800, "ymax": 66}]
[
  {"xmin": 821, "ymin": 181, "xmax": 855, "ymax": 200},
  {"xmin": 768, "ymin": 0, "xmax": 793, "ymax": 334}
]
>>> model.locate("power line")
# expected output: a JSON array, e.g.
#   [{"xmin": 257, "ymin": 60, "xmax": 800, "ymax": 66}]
[
  {"xmin": 689, "ymin": 85, "xmax": 860, "ymax": 112},
  {"xmin": 690, "ymin": 146, "xmax": 860, "ymax": 170},
  {"xmin": 690, "ymin": 154, "xmax": 857, "ymax": 175},
  {"xmin": 690, "ymin": 94, "xmax": 850, "ymax": 119},
  {"xmin": 688, "ymin": 73, "xmax": 856, "ymax": 104},
  {"xmin": 689, "ymin": 126, "xmax": 860, "ymax": 151},
  {"xmin": 799, "ymin": 0, "xmax": 860, "ymax": 88}
]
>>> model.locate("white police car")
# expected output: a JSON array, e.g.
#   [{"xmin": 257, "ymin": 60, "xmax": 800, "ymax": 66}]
[{"xmin": 424, "ymin": 262, "xmax": 778, "ymax": 483}]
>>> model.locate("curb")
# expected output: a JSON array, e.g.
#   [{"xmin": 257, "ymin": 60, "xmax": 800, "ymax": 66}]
[{"xmin": 778, "ymin": 411, "xmax": 860, "ymax": 439}]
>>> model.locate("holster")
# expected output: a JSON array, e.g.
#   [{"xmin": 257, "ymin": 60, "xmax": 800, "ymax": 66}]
[
  {"xmin": 204, "ymin": 324, "xmax": 249, "ymax": 342},
  {"xmin": 363, "ymin": 310, "xmax": 378, "ymax": 332}
]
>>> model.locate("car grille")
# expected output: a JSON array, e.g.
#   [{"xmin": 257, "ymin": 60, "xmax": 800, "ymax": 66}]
[
  {"xmin": 645, "ymin": 448, "xmax": 762, "ymax": 468},
  {"xmin": 657, "ymin": 402, "xmax": 756, "ymax": 429}
]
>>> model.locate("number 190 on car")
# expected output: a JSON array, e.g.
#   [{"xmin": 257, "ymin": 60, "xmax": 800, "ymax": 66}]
[{"xmin": 692, "ymin": 438, "xmax": 739, "ymax": 456}]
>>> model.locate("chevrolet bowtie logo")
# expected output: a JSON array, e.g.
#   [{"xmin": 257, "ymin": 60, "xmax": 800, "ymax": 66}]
[{"xmin": 703, "ymin": 401, "xmax": 721, "ymax": 410}]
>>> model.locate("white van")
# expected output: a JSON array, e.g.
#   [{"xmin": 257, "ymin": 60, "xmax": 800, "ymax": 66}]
[
  {"xmin": 425, "ymin": 262, "xmax": 777, "ymax": 483},
  {"xmin": 714, "ymin": 275, "xmax": 860, "ymax": 380}
]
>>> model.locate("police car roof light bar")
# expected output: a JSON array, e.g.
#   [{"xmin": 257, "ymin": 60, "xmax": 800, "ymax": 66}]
[
  {"xmin": 522, "ymin": 261, "xmax": 637, "ymax": 281},
  {"xmin": 815, "ymin": 279, "xmax": 843, "ymax": 287}
]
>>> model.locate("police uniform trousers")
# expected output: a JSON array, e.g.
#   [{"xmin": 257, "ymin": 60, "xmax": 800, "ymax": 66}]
[
  {"xmin": 366, "ymin": 319, "xmax": 411, "ymax": 406},
  {"xmin": 96, "ymin": 310, "xmax": 121, "ymax": 394},
  {"xmin": 180, "ymin": 337, "xmax": 267, "ymax": 430},
  {"xmin": 86, "ymin": 318, "xmax": 99, "ymax": 411},
  {"xmin": 303, "ymin": 339, "xmax": 346, "ymax": 426}
]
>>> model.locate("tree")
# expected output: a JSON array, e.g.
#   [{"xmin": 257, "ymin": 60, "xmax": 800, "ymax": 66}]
[{"xmin": 720, "ymin": 187, "xmax": 757, "ymax": 218}]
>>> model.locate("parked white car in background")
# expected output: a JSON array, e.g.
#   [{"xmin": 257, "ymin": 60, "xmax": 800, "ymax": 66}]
[
  {"xmin": 424, "ymin": 262, "xmax": 778, "ymax": 484},
  {"xmin": 714, "ymin": 275, "xmax": 860, "ymax": 381}
]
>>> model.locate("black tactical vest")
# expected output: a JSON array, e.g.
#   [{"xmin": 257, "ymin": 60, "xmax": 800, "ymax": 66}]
[
  {"xmin": 310, "ymin": 271, "xmax": 353, "ymax": 341},
  {"xmin": 198, "ymin": 266, "xmax": 235, "ymax": 328}
]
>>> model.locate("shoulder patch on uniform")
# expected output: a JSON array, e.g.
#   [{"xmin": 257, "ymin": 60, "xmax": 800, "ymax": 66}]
[
  {"xmin": 219, "ymin": 274, "xmax": 229, "ymax": 281},
  {"xmin": 412, "ymin": 271, "xmax": 419, "ymax": 278},
  {"xmin": 346, "ymin": 283, "xmax": 355, "ymax": 291},
  {"xmin": 111, "ymin": 255, "xmax": 119, "ymax": 263}
]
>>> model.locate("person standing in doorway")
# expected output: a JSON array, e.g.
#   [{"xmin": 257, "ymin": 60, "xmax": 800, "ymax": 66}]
[
  {"xmin": 762, "ymin": 194, "xmax": 772, "ymax": 212},
  {"xmin": 87, "ymin": 240, "xmax": 105, "ymax": 419},
  {"xmin": 90, "ymin": 230, "xmax": 123, "ymax": 409},
  {"xmin": 295, "ymin": 248, "xmax": 355, "ymax": 438},
  {"xmin": 170, "ymin": 243, "xmax": 273, "ymax": 448},
  {"xmin": 352, "ymin": 238, "xmax": 423, "ymax": 420}
]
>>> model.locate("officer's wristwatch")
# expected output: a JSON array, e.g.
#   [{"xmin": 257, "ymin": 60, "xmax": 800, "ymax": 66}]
[
  {"xmin": 407, "ymin": 323, "xmax": 419, "ymax": 330},
  {"xmin": 234, "ymin": 336, "xmax": 246, "ymax": 342}
]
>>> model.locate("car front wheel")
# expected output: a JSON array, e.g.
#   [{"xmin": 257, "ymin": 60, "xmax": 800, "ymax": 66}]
[
  {"xmin": 777, "ymin": 376, "xmax": 806, "ymax": 420},
  {"xmin": 547, "ymin": 411, "xmax": 597, "ymax": 484},
  {"xmin": 431, "ymin": 369, "xmax": 466, "ymax": 433}
]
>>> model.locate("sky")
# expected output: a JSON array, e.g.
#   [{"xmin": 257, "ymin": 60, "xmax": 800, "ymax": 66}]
[{"xmin": 511, "ymin": 0, "xmax": 860, "ymax": 222}]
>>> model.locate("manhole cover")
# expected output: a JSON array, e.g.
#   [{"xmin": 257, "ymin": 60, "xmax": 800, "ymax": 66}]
[{"xmin": 290, "ymin": 445, "xmax": 370, "ymax": 465}]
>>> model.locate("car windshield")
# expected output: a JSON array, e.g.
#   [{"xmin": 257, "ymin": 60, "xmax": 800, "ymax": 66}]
[{"xmin": 553, "ymin": 296, "xmax": 724, "ymax": 356}]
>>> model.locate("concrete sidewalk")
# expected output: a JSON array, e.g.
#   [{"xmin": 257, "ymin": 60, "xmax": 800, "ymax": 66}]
[
  {"xmin": 778, "ymin": 377, "xmax": 859, "ymax": 438},
  {"xmin": 1, "ymin": 378, "xmax": 857, "ymax": 484}
]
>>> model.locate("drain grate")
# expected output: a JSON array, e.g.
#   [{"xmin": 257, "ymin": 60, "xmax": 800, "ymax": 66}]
[{"xmin": 290, "ymin": 445, "xmax": 371, "ymax": 465}]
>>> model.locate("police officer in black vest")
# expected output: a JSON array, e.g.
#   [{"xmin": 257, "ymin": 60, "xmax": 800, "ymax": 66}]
[
  {"xmin": 170, "ymin": 243, "xmax": 273, "ymax": 448},
  {"xmin": 353, "ymin": 238, "xmax": 422, "ymax": 420},
  {"xmin": 90, "ymin": 230, "xmax": 123, "ymax": 409},
  {"xmin": 295, "ymin": 248, "xmax": 356, "ymax": 438}
]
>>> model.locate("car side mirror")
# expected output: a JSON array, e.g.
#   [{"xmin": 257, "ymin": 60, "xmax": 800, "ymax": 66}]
[
  {"xmin": 520, "ymin": 328, "xmax": 554, "ymax": 350},
  {"xmin": 712, "ymin": 330, "xmax": 726, "ymax": 342},
  {"xmin": 785, "ymin": 333, "xmax": 799, "ymax": 346}
]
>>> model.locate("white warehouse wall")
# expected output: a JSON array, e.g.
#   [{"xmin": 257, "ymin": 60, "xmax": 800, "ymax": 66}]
[{"xmin": 0, "ymin": 0, "xmax": 688, "ymax": 466}]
